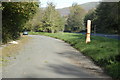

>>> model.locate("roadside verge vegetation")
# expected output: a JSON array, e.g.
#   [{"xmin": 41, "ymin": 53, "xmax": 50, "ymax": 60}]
[
  {"xmin": 0, "ymin": 36, "xmax": 31, "ymax": 66},
  {"xmin": 29, "ymin": 32, "xmax": 120, "ymax": 80},
  {"xmin": 1, "ymin": 36, "xmax": 31, "ymax": 57}
]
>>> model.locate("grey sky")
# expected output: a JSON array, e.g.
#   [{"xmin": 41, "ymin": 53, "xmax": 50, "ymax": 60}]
[{"xmin": 39, "ymin": 0, "xmax": 101, "ymax": 9}]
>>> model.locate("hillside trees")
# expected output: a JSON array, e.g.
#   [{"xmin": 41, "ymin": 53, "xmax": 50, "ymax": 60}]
[
  {"xmin": 2, "ymin": 2, "xmax": 39, "ymax": 43},
  {"xmin": 84, "ymin": 2, "xmax": 119, "ymax": 34},
  {"xmin": 24, "ymin": 8, "xmax": 44, "ymax": 31},
  {"xmin": 95, "ymin": 2, "xmax": 118, "ymax": 33},
  {"xmin": 41, "ymin": 2, "xmax": 65, "ymax": 33},
  {"xmin": 26, "ymin": 2, "xmax": 65, "ymax": 33},
  {"xmin": 66, "ymin": 3, "xmax": 86, "ymax": 32}
]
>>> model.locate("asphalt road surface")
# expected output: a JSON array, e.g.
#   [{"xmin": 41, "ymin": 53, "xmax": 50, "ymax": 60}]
[{"xmin": 3, "ymin": 35, "xmax": 111, "ymax": 78}]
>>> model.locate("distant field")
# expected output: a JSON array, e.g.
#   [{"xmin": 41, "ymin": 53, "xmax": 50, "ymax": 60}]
[{"xmin": 29, "ymin": 32, "xmax": 120, "ymax": 79}]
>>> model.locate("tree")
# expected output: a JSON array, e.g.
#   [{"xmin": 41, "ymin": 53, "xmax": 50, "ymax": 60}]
[
  {"xmin": 41, "ymin": 2, "xmax": 65, "ymax": 33},
  {"xmin": 2, "ymin": 2, "xmax": 39, "ymax": 43},
  {"xmin": 95, "ymin": 2, "xmax": 118, "ymax": 33},
  {"xmin": 24, "ymin": 8, "xmax": 44, "ymax": 32},
  {"xmin": 66, "ymin": 3, "xmax": 86, "ymax": 32},
  {"xmin": 84, "ymin": 1, "xmax": 119, "ymax": 34}
]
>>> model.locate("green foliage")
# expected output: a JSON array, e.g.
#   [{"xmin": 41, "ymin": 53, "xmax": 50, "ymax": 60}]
[
  {"xmin": 29, "ymin": 32, "xmax": 120, "ymax": 79},
  {"xmin": 95, "ymin": 2, "xmax": 118, "ymax": 34},
  {"xmin": 41, "ymin": 2, "xmax": 65, "ymax": 33},
  {"xmin": 26, "ymin": 2, "xmax": 65, "ymax": 33},
  {"xmin": 2, "ymin": 2, "xmax": 39, "ymax": 43},
  {"xmin": 106, "ymin": 63, "xmax": 120, "ymax": 79},
  {"xmin": 66, "ymin": 3, "xmax": 86, "ymax": 32},
  {"xmin": 84, "ymin": 2, "xmax": 119, "ymax": 34},
  {"xmin": 24, "ymin": 8, "xmax": 43, "ymax": 31}
]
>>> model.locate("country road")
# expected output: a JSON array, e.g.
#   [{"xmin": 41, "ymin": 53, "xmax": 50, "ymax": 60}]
[{"xmin": 2, "ymin": 35, "xmax": 111, "ymax": 78}]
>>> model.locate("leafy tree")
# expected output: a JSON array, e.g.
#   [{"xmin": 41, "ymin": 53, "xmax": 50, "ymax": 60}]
[
  {"xmin": 118, "ymin": 2, "xmax": 120, "ymax": 35},
  {"xmin": 66, "ymin": 3, "xmax": 86, "ymax": 32},
  {"xmin": 41, "ymin": 2, "xmax": 65, "ymax": 33},
  {"xmin": 95, "ymin": 2, "xmax": 118, "ymax": 33},
  {"xmin": 24, "ymin": 8, "xmax": 44, "ymax": 31},
  {"xmin": 2, "ymin": 2, "xmax": 39, "ymax": 43},
  {"xmin": 84, "ymin": 2, "xmax": 119, "ymax": 34},
  {"xmin": 23, "ymin": 2, "xmax": 65, "ymax": 33}
]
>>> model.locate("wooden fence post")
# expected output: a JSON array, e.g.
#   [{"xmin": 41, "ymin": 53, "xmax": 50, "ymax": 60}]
[{"xmin": 86, "ymin": 20, "xmax": 91, "ymax": 43}]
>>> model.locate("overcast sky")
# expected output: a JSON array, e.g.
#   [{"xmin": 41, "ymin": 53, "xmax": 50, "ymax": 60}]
[{"xmin": 39, "ymin": 0, "xmax": 101, "ymax": 9}]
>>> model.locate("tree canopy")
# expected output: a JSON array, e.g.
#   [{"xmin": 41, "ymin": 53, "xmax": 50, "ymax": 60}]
[
  {"xmin": 84, "ymin": 2, "xmax": 119, "ymax": 34},
  {"xmin": 41, "ymin": 2, "xmax": 65, "ymax": 33},
  {"xmin": 2, "ymin": 2, "xmax": 39, "ymax": 43},
  {"xmin": 27, "ymin": 2, "xmax": 65, "ymax": 33},
  {"xmin": 65, "ymin": 3, "xmax": 86, "ymax": 32}
]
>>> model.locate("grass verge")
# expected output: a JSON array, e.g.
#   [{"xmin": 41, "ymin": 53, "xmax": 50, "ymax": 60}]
[{"xmin": 29, "ymin": 32, "xmax": 120, "ymax": 80}]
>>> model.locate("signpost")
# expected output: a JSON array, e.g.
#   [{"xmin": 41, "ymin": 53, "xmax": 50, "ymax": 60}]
[{"xmin": 86, "ymin": 20, "xmax": 91, "ymax": 43}]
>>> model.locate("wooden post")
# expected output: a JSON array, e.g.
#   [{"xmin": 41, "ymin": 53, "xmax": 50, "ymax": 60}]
[{"xmin": 86, "ymin": 20, "xmax": 91, "ymax": 43}]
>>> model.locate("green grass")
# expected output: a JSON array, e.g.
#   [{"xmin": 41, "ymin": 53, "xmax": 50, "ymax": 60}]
[{"xmin": 29, "ymin": 32, "xmax": 120, "ymax": 79}]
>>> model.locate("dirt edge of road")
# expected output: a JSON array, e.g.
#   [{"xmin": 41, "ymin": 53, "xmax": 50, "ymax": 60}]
[{"xmin": 0, "ymin": 36, "xmax": 32, "ymax": 66}]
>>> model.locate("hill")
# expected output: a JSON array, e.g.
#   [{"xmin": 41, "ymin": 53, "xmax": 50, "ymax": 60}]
[{"xmin": 57, "ymin": 2, "xmax": 100, "ymax": 16}]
